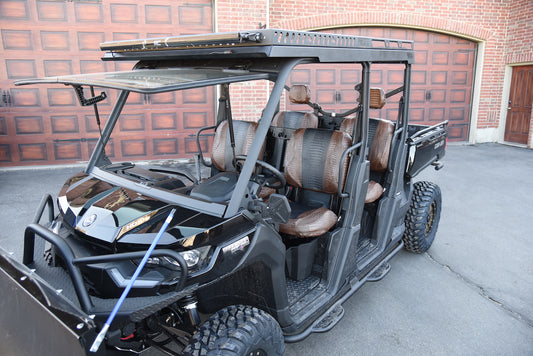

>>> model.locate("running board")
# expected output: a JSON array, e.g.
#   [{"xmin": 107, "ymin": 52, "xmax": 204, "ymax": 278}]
[
  {"xmin": 310, "ymin": 304, "xmax": 345, "ymax": 333},
  {"xmin": 366, "ymin": 262, "xmax": 391, "ymax": 282},
  {"xmin": 284, "ymin": 242, "xmax": 403, "ymax": 343}
]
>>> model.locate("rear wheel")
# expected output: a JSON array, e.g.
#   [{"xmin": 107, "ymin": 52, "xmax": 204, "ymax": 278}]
[
  {"xmin": 403, "ymin": 181, "xmax": 442, "ymax": 253},
  {"xmin": 184, "ymin": 305, "xmax": 284, "ymax": 356}
]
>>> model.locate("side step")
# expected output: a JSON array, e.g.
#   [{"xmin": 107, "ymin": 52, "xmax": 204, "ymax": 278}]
[
  {"xmin": 311, "ymin": 304, "xmax": 345, "ymax": 333},
  {"xmin": 284, "ymin": 243, "xmax": 403, "ymax": 344},
  {"xmin": 367, "ymin": 262, "xmax": 391, "ymax": 282}
]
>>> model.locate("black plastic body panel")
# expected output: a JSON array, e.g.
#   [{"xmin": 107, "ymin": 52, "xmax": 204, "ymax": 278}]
[
  {"xmin": 0, "ymin": 248, "xmax": 98, "ymax": 356},
  {"xmin": 196, "ymin": 222, "xmax": 290, "ymax": 324},
  {"xmin": 407, "ymin": 121, "xmax": 448, "ymax": 177}
]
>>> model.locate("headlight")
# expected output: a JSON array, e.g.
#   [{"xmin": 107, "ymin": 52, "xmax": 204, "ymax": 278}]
[
  {"xmin": 180, "ymin": 250, "xmax": 201, "ymax": 267},
  {"xmin": 144, "ymin": 246, "xmax": 211, "ymax": 273}
]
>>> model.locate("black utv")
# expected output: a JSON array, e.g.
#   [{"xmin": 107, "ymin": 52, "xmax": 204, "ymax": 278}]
[{"xmin": 0, "ymin": 29, "xmax": 447, "ymax": 355}]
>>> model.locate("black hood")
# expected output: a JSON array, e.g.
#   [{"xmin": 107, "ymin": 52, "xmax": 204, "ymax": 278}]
[{"xmin": 56, "ymin": 172, "xmax": 226, "ymax": 250}]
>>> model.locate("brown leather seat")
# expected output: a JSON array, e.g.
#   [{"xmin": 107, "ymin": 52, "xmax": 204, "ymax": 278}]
[
  {"xmin": 280, "ymin": 128, "xmax": 351, "ymax": 237},
  {"xmin": 268, "ymin": 85, "xmax": 318, "ymax": 172},
  {"xmin": 211, "ymin": 120, "xmax": 259, "ymax": 172},
  {"xmin": 344, "ymin": 87, "xmax": 393, "ymax": 204},
  {"xmin": 338, "ymin": 116, "xmax": 394, "ymax": 203},
  {"xmin": 339, "ymin": 117, "xmax": 358, "ymax": 137},
  {"xmin": 191, "ymin": 120, "xmax": 261, "ymax": 203},
  {"xmin": 365, "ymin": 119, "xmax": 394, "ymax": 203}
]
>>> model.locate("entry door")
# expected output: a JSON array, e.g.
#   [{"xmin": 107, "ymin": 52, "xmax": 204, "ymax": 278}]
[{"xmin": 505, "ymin": 65, "xmax": 533, "ymax": 144}]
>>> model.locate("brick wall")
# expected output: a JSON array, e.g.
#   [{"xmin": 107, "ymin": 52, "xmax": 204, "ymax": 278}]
[
  {"xmin": 505, "ymin": 0, "xmax": 533, "ymax": 64},
  {"xmin": 215, "ymin": 0, "xmax": 269, "ymax": 122},
  {"xmin": 216, "ymin": 0, "xmax": 533, "ymax": 147}
]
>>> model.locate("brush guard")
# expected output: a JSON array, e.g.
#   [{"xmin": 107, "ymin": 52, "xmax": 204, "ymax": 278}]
[{"xmin": 22, "ymin": 195, "xmax": 189, "ymax": 314}]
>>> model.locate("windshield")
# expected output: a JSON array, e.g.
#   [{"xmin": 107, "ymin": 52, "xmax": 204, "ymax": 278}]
[
  {"xmin": 15, "ymin": 68, "xmax": 271, "ymax": 94},
  {"xmin": 58, "ymin": 61, "xmax": 296, "ymax": 219},
  {"xmin": 14, "ymin": 58, "xmax": 300, "ymax": 218}
]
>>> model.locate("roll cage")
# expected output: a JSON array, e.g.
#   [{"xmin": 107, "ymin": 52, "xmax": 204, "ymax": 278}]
[{"xmin": 15, "ymin": 29, "xmax": 415, "ymax": 220}]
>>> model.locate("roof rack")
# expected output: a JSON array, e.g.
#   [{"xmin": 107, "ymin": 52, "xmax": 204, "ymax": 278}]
[
  {"xmin": 100, "ymin": 29, "xmax": 414, "ymax": 63},
  {"xmin": 101, "ymin": 29, "xmax": 413, "ymax": 53}
]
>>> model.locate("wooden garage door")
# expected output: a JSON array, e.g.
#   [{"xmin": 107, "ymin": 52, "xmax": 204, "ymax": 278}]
[
  {"xmin": 0, "ymin": 0, "xmax": 213, "ymax": 167},
  {"xmin": 289, "ymin": 27, "xmax": 475, "ymax": 141}
]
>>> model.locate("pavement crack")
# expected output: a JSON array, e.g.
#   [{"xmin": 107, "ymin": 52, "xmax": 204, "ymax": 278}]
[{"xmin": 425, "ymin": 252, "xmax": 533, "ymax": 329}]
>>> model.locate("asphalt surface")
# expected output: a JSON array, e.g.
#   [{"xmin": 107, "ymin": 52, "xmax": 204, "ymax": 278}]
[{"xmin": 0, "ymin": 143, "xmax": 532, "ymax": 355}]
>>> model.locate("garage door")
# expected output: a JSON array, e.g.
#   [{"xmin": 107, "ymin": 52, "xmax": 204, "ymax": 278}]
[
  {"xmin": 0, "ymin": 0, "xmax": 213, "ymax": 167},
  {"xmin": 289, "ymin": 27, "xmax": 476, "ymax": 141}
]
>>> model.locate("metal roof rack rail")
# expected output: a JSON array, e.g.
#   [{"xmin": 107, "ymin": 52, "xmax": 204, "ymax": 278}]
[{"xmin": 100, "ymin": 29, "xmax": 414, "ymax": 53}]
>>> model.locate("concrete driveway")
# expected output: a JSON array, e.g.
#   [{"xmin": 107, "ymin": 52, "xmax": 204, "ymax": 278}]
[{"xmin": 0, "ymin": 143, "xmax": 532, "ymax": 355}]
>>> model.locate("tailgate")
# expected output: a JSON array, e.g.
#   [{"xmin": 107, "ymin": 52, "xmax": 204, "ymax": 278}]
[
  {"xmin": 0, "ymin": 248, "xmax": 100, "ymax": 356},
  {"xmin": 406, "ymin": 121, "xmax": 448, "ymax": 177}
]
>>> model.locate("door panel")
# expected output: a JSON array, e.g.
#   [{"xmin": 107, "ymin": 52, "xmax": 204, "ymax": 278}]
[{"xmin": 0, "ymin": 0, "xmax": 213, "ymax": 167}]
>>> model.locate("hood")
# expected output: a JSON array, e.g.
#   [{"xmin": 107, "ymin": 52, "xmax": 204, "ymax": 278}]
[{"xmin": 57, "ymin": 172, "xmax": 224, "ymax": 249}]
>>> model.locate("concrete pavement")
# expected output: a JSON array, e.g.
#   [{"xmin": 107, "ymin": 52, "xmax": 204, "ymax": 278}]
[{"xmin": 0, "ymin": 143, "xmax": 532, "ymax": 355}]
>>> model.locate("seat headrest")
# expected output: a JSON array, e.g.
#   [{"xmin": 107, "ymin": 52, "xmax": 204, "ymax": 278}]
[
  {"xmin": 358, "ymin": 88, "xmax": 386, "ymax": 109},
  {"xmin": 289, "ymin": 85, "xmax": 311, "ymax": 104}
]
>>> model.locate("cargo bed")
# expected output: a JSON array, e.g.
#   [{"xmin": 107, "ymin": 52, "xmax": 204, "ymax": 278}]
[{"xmin": 406, "ymin": 121, "xmax": 448, "ymax": 177}]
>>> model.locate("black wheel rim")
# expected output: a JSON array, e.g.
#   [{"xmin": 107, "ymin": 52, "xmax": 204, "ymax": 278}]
[{"xmin": 248, "ymin": 349, "xmax": 267, "ymax": 356}]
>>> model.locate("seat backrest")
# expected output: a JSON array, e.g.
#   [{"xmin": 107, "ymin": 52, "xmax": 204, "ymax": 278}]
[
  {"xmin": 211, "ymin": 120, "xmax": 259, "ymax": 172},
  {"xmin": 339, "ymin": 117, "xmax": 358, "ymax": 138},
  {"xmin": 268, "ymin": 85, "xmax": 318, "ymax": 170},
  {"xmin": 284, "ymin": 128, "xmax": 351, "ymax": 194},
  {"xmin": 271, "ymin": 111, "xmax": 318, "ymax": 130},
  {"xmin": 368, "ymin": 119, "xmax": 395, "ymax": 172}
]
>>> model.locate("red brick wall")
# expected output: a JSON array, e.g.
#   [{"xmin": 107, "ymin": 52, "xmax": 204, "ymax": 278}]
[
  {"xmin": 216, "ymin": 0, "xmax": 533, "ymax": 146},
  {"xmin": 505, "ymin": 0, "xmax": 533, "ymax": 64},
  {"xmin": 216, "ymin": 0, "xmax": 269, "ymax": 122},
  {"xmin": 216, "ymin": 0, "xmax": 266, "ymax": 32}
]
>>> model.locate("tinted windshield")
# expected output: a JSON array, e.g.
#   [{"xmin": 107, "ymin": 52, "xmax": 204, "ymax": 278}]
[{"xmin": 15, "ymin": 68, "xmax": 271, "ymax": 94}]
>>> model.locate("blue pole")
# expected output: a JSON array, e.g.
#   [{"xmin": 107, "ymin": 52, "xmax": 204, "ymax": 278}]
[{"xmin": 90, "ymin": 208, "xmax": 176, "ymax": 353}]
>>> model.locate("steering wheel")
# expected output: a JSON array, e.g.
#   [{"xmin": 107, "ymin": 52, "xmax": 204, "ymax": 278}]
[{"xmin": 235, "ymin": 155, "xmax": 286, "ymax": 189}]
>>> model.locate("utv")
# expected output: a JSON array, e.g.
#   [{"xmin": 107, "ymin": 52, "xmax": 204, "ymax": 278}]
[{"xmin": 0, "ymin": 29, "xmax": 447, "ymax": 355}]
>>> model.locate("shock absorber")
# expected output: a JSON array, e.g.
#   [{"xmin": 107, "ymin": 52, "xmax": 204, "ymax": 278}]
[{"xmin": 181, "ymin": 296, "xmax": 201, "ymax": 327}]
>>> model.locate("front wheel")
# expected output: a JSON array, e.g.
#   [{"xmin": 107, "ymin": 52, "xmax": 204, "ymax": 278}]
[
  {"xmin": 184, "ymin": 305, "xmax": 284, "ymax": 356},
  {"xmin": 403, "ymin": 181, "xmax": 442, "ymax": 253}
]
